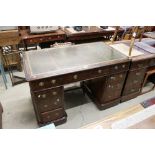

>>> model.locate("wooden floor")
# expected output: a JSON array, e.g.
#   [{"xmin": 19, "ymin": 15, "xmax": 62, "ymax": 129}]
[{"xmin": 81, "ymin": 103, "xmax": 155, "ymax": 129}]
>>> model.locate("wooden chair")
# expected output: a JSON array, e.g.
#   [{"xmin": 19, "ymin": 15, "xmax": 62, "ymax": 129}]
[
  {"xmin": 141, "ymin": 67, "xmax": 155, "ymax": 94},
  {"xmin": 0, "ymin": 30, "xmax": 26, "ymax": 86}
]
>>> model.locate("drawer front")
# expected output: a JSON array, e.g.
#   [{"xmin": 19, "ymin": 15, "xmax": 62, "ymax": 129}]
[
  {"xmin": 125, "ymin": 68, "xmax": 146, "ymax": 86},
  {"xmin": 110, "ymin": 62, "xmax": 130, "ymax": 73},
  {"xmin": 26, "ymin": 35, "xmax": 65, "ymax": 44},
  {"xmin": 107, "ymin": 72, "xmax": 127, "ymax": 85},
  {"xmin": 123, "ymin": 87, "xmax": 141, "ymax": 95},
  {"xmin": 102, "ymin": 90, "xmax": 122, "ymax": 102},
  {"xmin": 32, "ymin": 87, "xmax": 64, "ymax": 112},
  {"xmin": 40, "ymin": 108, "xmax": 65, "ymax": 123},
  {"xmin": 29, "ymin": 67, "xmax": 110, "ymax": 91},
  {"xmin": 104, "ymin": 83, "xmax": 124, "ymax": 93},
  {"xmin": 149, "ymin": 58, "xmax": 155, "ymax": 67},
  {"xmin": 130, "ymin": 60, "xmax": 149, "ymax": 70},
  {"xmin": 30, "ymin": 62, "xmax": 130, "ymax": 91}
]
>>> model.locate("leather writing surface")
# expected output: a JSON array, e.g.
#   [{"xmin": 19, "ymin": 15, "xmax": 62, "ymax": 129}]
[{"xmin": 23, "ymin": 42, "xmax": 128, "ymax": 80}]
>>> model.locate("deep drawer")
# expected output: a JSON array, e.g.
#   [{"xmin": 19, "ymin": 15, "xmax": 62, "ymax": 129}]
[{"xmin": 40, "ymin": 108, "xmax": 65, "ymax": 123}]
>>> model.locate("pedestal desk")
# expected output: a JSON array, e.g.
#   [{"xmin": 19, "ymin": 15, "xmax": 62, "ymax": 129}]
[
  {"xmin": 23, "ymin": 42, "xmax": 130, "ymax": 126},
  {"xmin": 111, "ymin": 38, "xmax": 155, "ymax": 102},
  {"xmin": 64, "ymin": 26, "xmax": 124, "ymax": 43},
  {"xmin": 20, "ymin": 29, "xmax": 66, "ymax": 50}
]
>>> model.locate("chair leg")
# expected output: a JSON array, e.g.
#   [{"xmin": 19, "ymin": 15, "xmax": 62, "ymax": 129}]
[{"xmin": 0, "ymin": 65, "xmax": 7, "ymax": 89}]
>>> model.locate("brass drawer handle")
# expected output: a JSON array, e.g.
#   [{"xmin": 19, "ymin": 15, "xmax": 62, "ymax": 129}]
[
  {"xmin": 47, "ymin": 115, "xmax": 50, "ymax": 119},
  {"xmin": 51, "ymin": 79, "xmax": 56, "ymax": 84},
  {"xmin": 136, "ymin": 72, "xmax": 141, "ymax": 76},
  {"xmin": 122, "ymin": 64, "xmax": 126, "ymax": 68},
  {"xmin": 119, "ymin": 74, "xmax": 123, "ymax": 78},
  {"xmin": 114, "ymin": 66, "xmax": 118, "ymax": 70},
  {"xmin": 57, "ymin": 98, "xmax": 60, "ymax": 102},
  {"xmin": 108, "ymin": 85, "xmax": 114, "ymax": 88},
  {"xmin": 98, "ymin": 69, "xmax": 102, "ymax": 74},
  {"xmin": 52, "ymin": 91, "xmax": 57, "ymax": 95},
  {"xmin": 44, "ymin": 105, "xmax": 48, "ymax": 108},
  {"xmin": 39, "ymin": 82, "xmax": 44, "ymax": 87},
  {"xmin": 110, "ymin": 76, "xmax": 116, "ymax": 80},
  {"xmin": 55, "ymin": 112, "xmax": 59, "ymax": 116},
  {"xmin": 37, "ymin": 95, "xmax": 41, "ymax": 98},
  {"xmin": 42, "ymin": 94, "xmax": 46, "ymax": 98},
  {"xmin": 133, "ymin": 80, "xmax": 138, "ymax": 84},
  {"xmin": 73, "ymin": 75, "xmax": 78, "ymax": 80}
]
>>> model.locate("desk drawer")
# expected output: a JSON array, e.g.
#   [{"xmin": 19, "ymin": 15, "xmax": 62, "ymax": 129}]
[
  {"xmin": 110, "ymin": 62, "xmax": 130, "ymax": 73},
  {"xmin": 107, "ymin": 72, "xmax": 127, "ymax": 85},
  {"xmin": 32, "ymin": 87, "xmax": 64, "ymax": 112},
  {"xmin": 29, "ymin": 62, "xmax": 129, "ymax": 91},
  {"xmin": 26, "ymin": 35, "xmax": 65, "ymax": 44},
  {"xmin": 40, "ymin": 108, "xmax": 65, "ymax": 123},
  {"xmin": 123, "ymin": 87, "xmax": 141, "ymax": 95},
  {"xmin": 130, "ymin": 60, "xmax": 149, "ymax": 70},
  {"xmin": 125, "ymin": 68, "xmax": 146, "ymax": 85},
  {"xmin": 102, "ymin": 89, "xmax": 122, "ymax": 102},
  {"xmin": 29, "ymin": 67, "xmax": 110, "ymax": 91}
]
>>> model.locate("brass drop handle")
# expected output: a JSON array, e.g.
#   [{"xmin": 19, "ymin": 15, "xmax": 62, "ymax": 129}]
[
  {"xmin": 42, "ymin": 94, "xmax": 46, "ymax": 98},
  {"xmin": 39, "ymin": 82, "xmax": 44, "ymax": 86},
  {"xmin": 114, "ymin": 66, "xmax": 118, "ymax": 70},
  {"xmin": 136, "ymin": 72, "xmax": 140, "ymax": 76},
  {"xmin": 110, "ymin": 76, "xmax": 116, "ymax": 80},
  {"xmin": 44, "ymin": 105, "xmax": 48, "ymax": 108},
  {"xmin": 55, "ymin": 113, "xmax": 59, "ymax": 116},
  {"xmin": 122, "ymin": 64, "xmax": 126, "ymax": 68},
  {"xmin": 73, "ymin": 75, "xmax": 78, "ymax": 80},
  {"xmin": 98, "ymin": 69, "xmax": 102, "ymax": 74},
  {"xmin": 52, "ymin": 91, "xmax": 57, "ymax": 95},
  {"xmin": 51, "ymin": 79, "xmax": 56, "ymax": 84}
]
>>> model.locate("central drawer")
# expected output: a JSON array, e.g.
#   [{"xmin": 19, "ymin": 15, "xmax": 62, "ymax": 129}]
[{"xmin": 29, "ymin": 62, "xmax": 130, "ymax": 91}]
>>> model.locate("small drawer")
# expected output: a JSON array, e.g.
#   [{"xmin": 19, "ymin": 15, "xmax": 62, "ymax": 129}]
[
  {"xmin": 130, "ymin": 60, "xmax": 149, "ymax": 70},
  {"xmin": 149, "ymin": 58, "xmax": 155, "ymax": 67},
  {"xmin": 110, "ymin": 62, "xmax": 129, "ymax": 73},
  {"xmin": 37, "ymin": 97, "xmax": 63, "ymax": 113},
  {"xmin": 103, "ymin": 90, "xmax": 122, "ymax": 102},
  {"xmin": 62, "ymin": 67, "xmax": 109, "ymax": 85},
  {"xmin": 105, "ymin": 83, "xmax": 124, "ymax": 92},
  {"xmin": 29, "ymin": 77, "xmax": 62, "ymax": 91},
  {"xmin": 123, "ymin": 87, "xmax": 140, "ymax": 95},
  {"xmin": 40, "ymin": 108, "xmax": 65, "ymax": 123},
  {"xmin": 32, "ymin": 87, "xmax": 64, "ymax": 112},
  {"xmin": 125, "ymin": 68, "xmax": 146, "ymax": 85},
  {"xmin": 107, "ymin": 72, "xmax": 127, "ymax": 84}
]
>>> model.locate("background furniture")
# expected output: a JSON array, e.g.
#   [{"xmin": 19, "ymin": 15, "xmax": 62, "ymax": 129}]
[
  {"xmin": 0, "ymin": 57, "xmax": 7, "ymax": 89},
  {"xmin": 22, "ymin": 42, "xmax": 129, "ymax": 126},
  {"xmin": 63, "ymin": 26, "xmax": 124, "ymax": 44},
  {"xmin": 111, "ymin": 38, "xmax": 155, "ymax": 102},
  {"xmin": 19, "ymin": 27, "xmax": 66, "ymax": 50},
  {"xmin": 0, "ymin": 102, "xmax": 3, "ymax": 129},
  {"xmin": 0, "ymin": 30, "xmax": 25, "ymax": 86},
  {"xmin": 141, "ymin": 67, "xmax": 155, "ymax": 94}
]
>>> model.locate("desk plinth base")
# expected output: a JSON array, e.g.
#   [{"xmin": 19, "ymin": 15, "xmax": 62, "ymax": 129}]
[
  {"xmin": 121, "ymin": 91, "xmax": 140, "ymax": 102},
  {"xmin": 82, "ymin": 82, "xmax": 120, "ymax": 110},
  {"xmin": 38, "ymin": 113, "xmax": 67, "ymax": 127}
]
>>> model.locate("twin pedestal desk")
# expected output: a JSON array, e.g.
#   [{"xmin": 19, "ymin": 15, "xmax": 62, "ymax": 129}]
[{"xmin": 23, "ymin": 40, "xmax": 155, "ymax": 126}]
